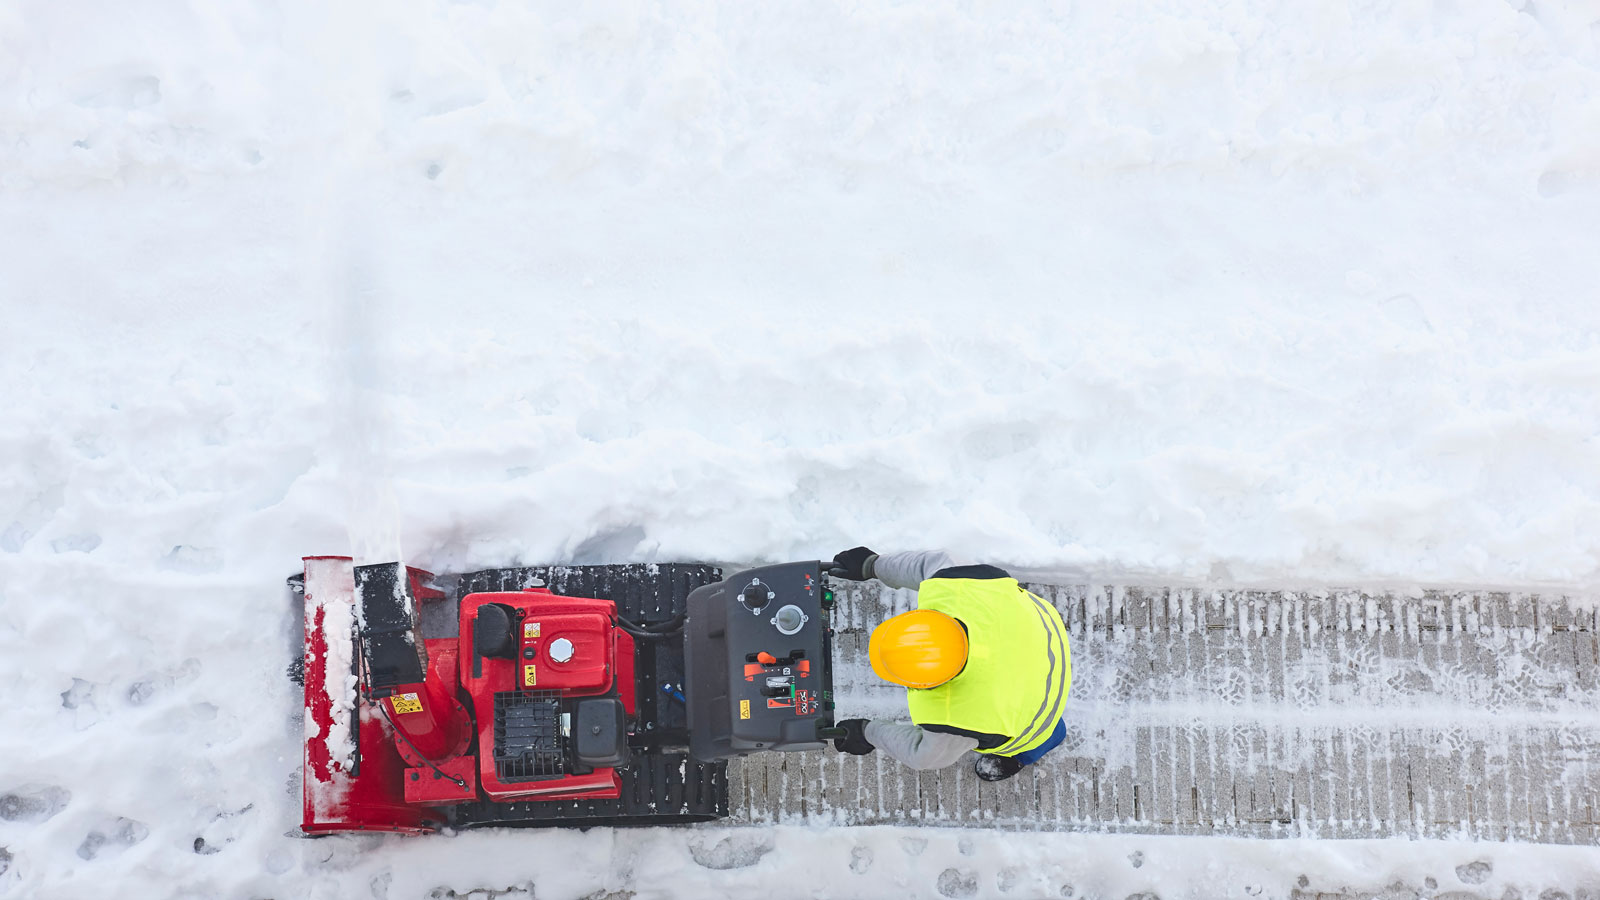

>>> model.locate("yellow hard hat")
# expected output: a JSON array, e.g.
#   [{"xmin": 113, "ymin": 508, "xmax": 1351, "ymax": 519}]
[{"xmin": 868, "ymin": 609, "xmax": 969, "ymax": 689}]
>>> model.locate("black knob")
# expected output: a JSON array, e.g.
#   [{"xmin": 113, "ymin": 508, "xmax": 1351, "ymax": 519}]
[{"xmin": 741, "ymin": 583, "xmax": 772, "ymax": 613}]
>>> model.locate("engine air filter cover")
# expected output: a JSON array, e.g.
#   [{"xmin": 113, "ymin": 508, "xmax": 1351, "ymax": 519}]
[
  {"xmin": 573, "ymin": 698, "xmax": 629, "ymax": 769},
  {"xmin": 493, "ymin": 690, "xmax": 564, "ymax": 782}
]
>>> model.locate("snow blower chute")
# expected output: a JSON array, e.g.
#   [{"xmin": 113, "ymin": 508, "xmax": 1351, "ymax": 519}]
[{"xmin": 295, "ymin": 558, "xmax": 837, "ymax": 832}]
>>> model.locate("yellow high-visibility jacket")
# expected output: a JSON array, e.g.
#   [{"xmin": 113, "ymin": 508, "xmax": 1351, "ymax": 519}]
[{"xmin": 905, "ymin": 566, "xmax": 1072, "ymax": 756}]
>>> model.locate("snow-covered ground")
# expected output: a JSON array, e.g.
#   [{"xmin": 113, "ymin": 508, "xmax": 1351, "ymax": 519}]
[{"xmin": 3, "ymin": 0, "xmax": 1599, "ymax": 897}]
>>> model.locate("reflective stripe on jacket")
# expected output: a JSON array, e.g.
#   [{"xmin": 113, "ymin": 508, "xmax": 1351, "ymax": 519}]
[{"xmin": 905, "ymin": 573, "xmax": 1072, "ymax": 756}]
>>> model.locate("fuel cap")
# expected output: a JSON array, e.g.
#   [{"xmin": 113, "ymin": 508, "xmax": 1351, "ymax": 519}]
[
  {"xmin": 548, "ymin": 637, "xmax": 575, "ymax": 663},
  {"xmin": 771, "ymin": 604, "xmax": 808, "ymax": 635}
]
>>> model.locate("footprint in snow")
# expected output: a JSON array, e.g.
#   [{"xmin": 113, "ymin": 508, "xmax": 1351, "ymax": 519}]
[
  {"xmin": 849, "ymin": 845, "xmax": 873, "ymax": 875},
  {"xmin": 77, "ymin": 818, "xmax": 149, "ymax": 860},
  {"xmin": 61, "ymin": 678, "xmax": 95, "ymax": 710},
  {"xmin": 688, "ymin": 833, "xmax": 773, "ymax": 870},
  {"xmin": 192, "ymin": 803, "xmax": 255, "ymax": 856},
  {"xmin": 124, "ymin": 658, "xmax": 203, "ymax": 706},
  {"xmin": 900, "ymin": 836, "xmax": 928, "ymax": 857},
  {"xmin": 937, "ymin": 868, "xmax": 979, "ymax": 899},
  {"xmin": 999, "ymin": 864, "xmax": 1075, "ymax": 896},
  {"xmin": 0, "ymin": 785, "xmax": 71, "ymax": 824}
]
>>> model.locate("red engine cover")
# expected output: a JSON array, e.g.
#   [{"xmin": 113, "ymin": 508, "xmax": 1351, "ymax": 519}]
[
  {"xmin": 460, "ymin": 588, "xmax": 631, "ymax": 801},
  {"xmin": 518, "ymin": 608, "xmax": 611, "ymax": 692}
]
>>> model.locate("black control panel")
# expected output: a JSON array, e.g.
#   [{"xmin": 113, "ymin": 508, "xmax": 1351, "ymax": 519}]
[{"xmin": 683, "ymin": 562, "xmax": 834, "ymax": 760}]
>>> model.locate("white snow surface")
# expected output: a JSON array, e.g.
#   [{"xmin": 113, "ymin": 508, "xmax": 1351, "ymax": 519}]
[{"xmin": 3, "ymin": 0, "xmax": 1600, "ymax": 898}]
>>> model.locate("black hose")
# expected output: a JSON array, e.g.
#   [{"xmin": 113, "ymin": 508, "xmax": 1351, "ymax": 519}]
[
  {"xmin": 616, "ymin": 612, "xmax": 685, "ymax": 639},
  {"xmin": 618, "ymin": 625, "xmax": 678, "ymax": 640},
  {"xmin": 626, "ymin": 612, "xmax": 684, "ymax": 631}
]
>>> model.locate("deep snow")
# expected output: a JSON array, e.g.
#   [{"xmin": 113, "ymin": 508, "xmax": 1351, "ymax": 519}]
[{"xmin": 2, "ymin": 0, "xmax": 1599, "ymax": 897}]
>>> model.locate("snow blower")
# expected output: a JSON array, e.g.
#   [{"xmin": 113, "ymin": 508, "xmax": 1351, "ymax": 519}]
[{"xmin": 293, "ymin": 558, "xmax": 838, "ymax": 833}]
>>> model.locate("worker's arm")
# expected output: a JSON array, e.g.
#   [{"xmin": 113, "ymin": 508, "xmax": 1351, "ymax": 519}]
[
  {"xmin": 868, "ymin": 550, "xmax": 967, "ymax": 589},
  {"xmin": 864, "ymin": 720, "xmax": 979, "ymax": 769}
]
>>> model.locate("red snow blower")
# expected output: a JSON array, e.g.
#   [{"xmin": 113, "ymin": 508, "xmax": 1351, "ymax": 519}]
[{"xmin": 293, "ymin": 558, "xmax": 837, "ymax": 832}]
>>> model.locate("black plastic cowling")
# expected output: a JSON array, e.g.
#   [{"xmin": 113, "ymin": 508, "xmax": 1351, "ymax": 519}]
[{"xmin": 474, "ymin": 603, "xmax": 518, "ymax": 659}]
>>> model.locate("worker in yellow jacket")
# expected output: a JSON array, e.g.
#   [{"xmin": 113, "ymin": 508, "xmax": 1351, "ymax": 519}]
[{"xmin": 827, "ymin": 547, "xmax": 1072, "ymax": 782}]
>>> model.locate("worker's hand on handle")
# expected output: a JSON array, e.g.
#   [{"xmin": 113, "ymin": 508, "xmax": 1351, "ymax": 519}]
[
  {"xmin": 828, "ymin": 547, "xmax": 878, "ymax": 582},
  {"xmin": 831, "ymin": 718, "xmax": 875, "ymax": 755}
]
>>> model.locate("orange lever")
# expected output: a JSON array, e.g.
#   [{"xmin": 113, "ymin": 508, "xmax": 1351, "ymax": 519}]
[{"xmin": 756, "ymin": 651, "xmax": 777, "ymax": 665}]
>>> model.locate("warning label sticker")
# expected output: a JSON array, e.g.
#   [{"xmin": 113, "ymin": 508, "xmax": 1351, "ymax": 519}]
[
  {"xmin": 523, "ymin": 664, "xmax": 537, "ymax": 687},
  {"xmin": 792, "ymin": 689, "xmax": 818, "ymax": 716},
  {"xmin": 390, "ymin": 692, "xmax": 423, "ymax": 714},
  {"xmin": 523, "ymin": 622, "xmax": 540, "ymax": 639},
  {"xmin": 739, "ymin": 699, "xmax": 751, "ymax": 720}
]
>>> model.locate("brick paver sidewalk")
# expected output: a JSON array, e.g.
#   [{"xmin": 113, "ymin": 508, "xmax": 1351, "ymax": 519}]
[{"xmin": 730, "ymin": 581, "xmax": 1599, "ymax": 843}]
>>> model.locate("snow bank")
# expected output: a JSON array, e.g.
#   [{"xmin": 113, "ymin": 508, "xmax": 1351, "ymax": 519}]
[
  {"xmin": 286, "ymin": 826, "xmax": 1600, "ymax": 899},
  {"xmin": 7, "ymin": 1, "xmax": 1599, "ymax": 590},
  {"xmin": 2, "ymin": 0, "xmax": 1598, "ymax": 897}
]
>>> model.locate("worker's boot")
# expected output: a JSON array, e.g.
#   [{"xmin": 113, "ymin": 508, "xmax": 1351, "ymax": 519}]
[{"xmin": 973, "ymin": 754, "xmax": 1025, "ymax": 782}]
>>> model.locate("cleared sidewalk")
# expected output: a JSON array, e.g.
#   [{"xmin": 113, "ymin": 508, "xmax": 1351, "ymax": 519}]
[{"xmin": 729, "ymin": 581, "xmax": 1600, "ymax": 843}]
